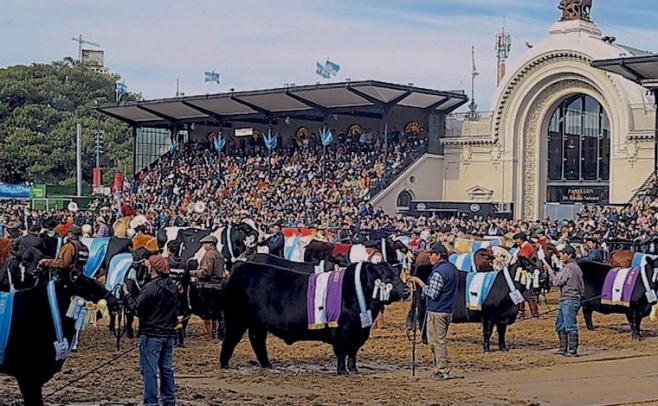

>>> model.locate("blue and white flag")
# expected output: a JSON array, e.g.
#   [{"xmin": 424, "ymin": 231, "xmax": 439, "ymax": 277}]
[
  {"xmin": 171, "ymin": 138, "xmax": 178, "ymax": 153},
  {"xmin": 320, "ymin": 127, "xmax": 333, "ymax": 147},
  {"xmin": 316, "ymin": 62, "xmax": 330, "ymax": 79},
  {"xmin": 115, "ymin": 81, "xmax": 127, "ymax": 101},
  {"xmin": 213, "ymin": 133, "xmax": 226, "ymax": 152},
  {"xmin": 325, "ymin": 60, "xmax": 340, "ymax": 76},
  {"xmin": 204, "ymin": 70, "xmax": 220, "ymax": 84},
  {"xmin": 263, "ymin": 129, "xmax": 278, "ymax": 151}
]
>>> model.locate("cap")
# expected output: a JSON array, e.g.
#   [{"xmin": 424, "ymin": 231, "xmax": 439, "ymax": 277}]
[
  {"xmin": 147, "ymin": 255, "xmax": 169, "ymax": 274},
  {"xmin": 69, "ymin": 225, "xmax": 82, "ymax": 236},
  {"xmin": 560, "ymin": 244, "xmax": 576, "ymax": 257},
  {"xmin": 428, "ymin": 242, "xmax": 448, "ymax": 256},
  {"xmin": 513, "ymin": 232, "xmax": 527, "ymax": 241},
  {"xmin": 199, "ymin": 235, "xmax": 218, "ymax": 244}
]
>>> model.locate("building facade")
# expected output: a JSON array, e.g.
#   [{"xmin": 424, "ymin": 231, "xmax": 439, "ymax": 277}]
[{"xmin": 375, "ymin": 15, "xmax": 656, "ymax": 219}]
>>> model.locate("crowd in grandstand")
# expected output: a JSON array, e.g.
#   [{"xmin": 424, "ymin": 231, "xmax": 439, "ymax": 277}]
[{"xmin": 1, "ymin": 125, "xmax": 658, "ymax": 251}]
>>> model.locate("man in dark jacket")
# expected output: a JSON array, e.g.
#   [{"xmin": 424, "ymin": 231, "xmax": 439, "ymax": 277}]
[
  {"xmin": 265, "ymin": 223, "xmax": 284, "ymax": 256},
  {"xmin": 124, "ymin": 255, "xmax": 178, "ymax": 406},
  {"xmin": 10, "ymin": 224, "xmax": 46, "ymax": 259},
  {"xmin": 408, "ymin": 242, "xmax": 461, "ymax": 380}
]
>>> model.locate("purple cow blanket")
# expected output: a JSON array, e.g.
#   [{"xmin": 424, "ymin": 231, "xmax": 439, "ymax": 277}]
[
  {"xmin": 602, "ymin": 267, "xmax": 640, "ymax": 307},
  {"xmin": 307, "ymin": 270, "xmax": 345, "ymax": 329}
]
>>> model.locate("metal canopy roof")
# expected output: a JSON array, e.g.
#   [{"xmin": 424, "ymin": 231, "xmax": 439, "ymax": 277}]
[
  {"xmin": 97, "ymin": 80, "xmax": 468, "ymax": 127},
  {"xmin": 592, "ymin": 55, "xmax": 658, "ymax": 89}
]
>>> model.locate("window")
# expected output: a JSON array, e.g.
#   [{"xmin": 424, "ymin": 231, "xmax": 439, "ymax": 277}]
[
  {"xmin": 397, "ymin": 190, "xmax": 414, "ymax": 207},
  {"xmin": 135, "ymin": 127, "xmax": 171, "ymax": 173},
  {"xmin": 546, "ymin": 94, "xmax": 610, "ymax": 203}
]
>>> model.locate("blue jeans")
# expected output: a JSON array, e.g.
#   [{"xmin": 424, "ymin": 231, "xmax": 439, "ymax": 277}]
[
  {"xmin": 139, "ymin": 335, "xmax": 176, "ymax": 406},
  {"xmin": 555, "ymin": 299, "xmax": 581, "ymax": 335}
]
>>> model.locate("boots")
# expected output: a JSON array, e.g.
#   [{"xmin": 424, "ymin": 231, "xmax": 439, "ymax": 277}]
[
  {"xmin": 567, "ymin": 333, "xmax": 579, "ymax": 357},
  {"xmin": 555, "ymin": 331, "xmax": 568, "ymax": 355}
]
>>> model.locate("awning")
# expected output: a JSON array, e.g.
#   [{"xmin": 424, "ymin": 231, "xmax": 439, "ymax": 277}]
[
  {"xmin": 592, "ymin": 55, "xmax": 658, "ymax": 89},
  {"xmin": 98, "ymin": 80, "xmax": 468, "ymax": 127}
]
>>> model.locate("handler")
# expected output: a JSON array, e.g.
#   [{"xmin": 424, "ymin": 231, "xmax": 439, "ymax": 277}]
[
  {"xmin": 124, "ymin": 255, "xmax": 178, "ymax": 406},
  {"xmin": 408, "ymin": 242, "xmax": 461, "ymax": 380},
  {"xmin": 546, "ymin": 244, "xmax": 584, "ymax": 357}
]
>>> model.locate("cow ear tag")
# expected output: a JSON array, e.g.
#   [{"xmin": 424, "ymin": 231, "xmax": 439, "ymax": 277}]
[
  {"xmin": 646, "ymin": 290, "xmax": 657, "ymax": 304},
  {"xmin": 360, "ymin": 310, "xmax": 373, "ymax": 328}
]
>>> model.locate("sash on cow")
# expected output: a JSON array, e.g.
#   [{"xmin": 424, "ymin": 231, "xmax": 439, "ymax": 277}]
[
  {"xmin": 449, "ymin": 253, "xmax": 476, "ymax": 273},
  {"xmin": 631, "ymin": 253, "xmax": 658, "ymax": 269},
  {"xmin": 84, "ymin": 237, "xmax": 111, "ymax": 277},
  {"xmin": 602, "ymin": 267, "xmax": 641, "ymax": 307},
  {"xmin": 0, "ymin": 291, "xmax": 15, "ymax": 365},
  {"xmin": 307, "ymin": 270, "xmax": 345, "ymax": 329},
  {"xmin": 465, "ymin": 272, "xmax": 497, "ymax": 311},
  {"xmin": 105, "ymin": 253, "xmax": 134, "ymax": 297},
  {"xmin": 47, "ymin": 280, "xmax": 70, "ymax": 361}
]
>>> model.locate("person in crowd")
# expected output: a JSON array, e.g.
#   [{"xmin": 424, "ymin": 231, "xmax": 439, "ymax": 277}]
[
  {"xmin": 546, "ymin": 244, "xmax": 584, "ymax": 357},
  {"xmin": 38, "ymin": 225, "xmax": 88, "ymax": 278},
  {"xmin": 407, "ymin": 242, "xmax": 461, "ymax": 380},
  {"xmin": 191, "ymin": 235, "xmax": 226, "ymax": 339},
  {"xmin": 123, "ymin": 255, "xmax": 178, "ymax": 406},
  {"xmin": 95, "ymin": 216, "xmax": 112, "ymax": 237},
  {"xmin": 581, "ymin": 237, "xmax": 603, "ymax": 262},
  {"xmin": 10, "ymin": 224, "xmax": 45, "ymax": 258}
]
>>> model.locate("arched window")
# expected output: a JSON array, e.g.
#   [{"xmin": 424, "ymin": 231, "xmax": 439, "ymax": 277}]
[
  {"xmin": 546, "ymin": 95, "xmax": 610, "ymax": 204},
  {"xmin": 296, "ymin": 127, "xmax": 311, "ymax": 138},
  {"xmin": 347, "ymin": 124, "xmax": 363, "ymax": 137},
  {"xmin": 397, "ymin": 190, "xmax": 414, "ymax": 207},
  {"xmin": 404, "ymin": 121, "xmax": 421, "ymax": 135}
]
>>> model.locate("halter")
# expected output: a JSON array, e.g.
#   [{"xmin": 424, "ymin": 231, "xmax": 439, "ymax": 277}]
[{"xmin": 354, "ymin": 263, "xmax": 373, "ymax": 328}]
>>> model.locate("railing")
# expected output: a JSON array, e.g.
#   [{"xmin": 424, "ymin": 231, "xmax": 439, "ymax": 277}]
[{"xmin": 366, "ymin": 141, "xmax": 429, "ymax": 200}]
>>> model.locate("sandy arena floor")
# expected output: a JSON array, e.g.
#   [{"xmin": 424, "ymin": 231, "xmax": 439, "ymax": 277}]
[{"xmin": 3, "ymin": 292, "xmax": 658, "ymax": 405}]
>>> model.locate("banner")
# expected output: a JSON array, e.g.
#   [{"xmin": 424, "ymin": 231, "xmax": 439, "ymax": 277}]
[
  {"xmin": 316, "ymin": 59, "xmax": 340, "ymax": 79},
  {"xmin": 30, "ymin": 184, "xmax": 46, "ymax": 199},
  {"xmin": 320, "ymin": 127, "xmax": 333, "ymax": 147},
  {"xmin": 204, "ymin": 70, "xmax": 220, "ymax": 84},
  {"xmin": 263, "ymin": 129, "xmax": 278, "ymax": 151},
  {"xmin": 213, "ymin": 133, "xmax": 226, "ymax": 152}
]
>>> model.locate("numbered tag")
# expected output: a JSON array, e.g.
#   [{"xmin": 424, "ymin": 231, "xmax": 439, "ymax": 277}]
[
  {"xmin": 360, "ymin": 310, "xmax": 373, "ymax": 328},
  {"xmin": 509, "ymin": 290, "xmax": 525, "ymax": 305},
  {"xmin": 54, "ymin": 338, "xmax": 70, "ymax": 361},
  {"xmin": 646, "ymin": 290, "xmax": 657, "ymax": 304}
]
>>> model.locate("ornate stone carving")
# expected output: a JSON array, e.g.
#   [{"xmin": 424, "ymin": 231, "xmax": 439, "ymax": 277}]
[
  {"xmin": 558, "ymin": 0, "xmax": 592, "ymax": 22},
  {"xmin": 626, "ymin": 139, "xmax": 639, "ymax": 167},
  {"xmin": 491, "ymin": 143, "xmax": 502, "ymax": 165},
  {"xmin": 461, "ymin": 145, "xmax": 473, "ymax": 165},
  {"xmin": 521, "ymin": 80, "xmax": 597, "ymax": 219}
]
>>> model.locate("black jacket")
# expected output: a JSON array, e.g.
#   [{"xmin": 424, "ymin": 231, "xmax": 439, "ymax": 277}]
[
  {"xmin": 126, "ymin": 275, "xmax": 179, "ymax": 338},
  {"xmin": 10, "ymin": 233, "xmax": 46, "ymax": 258}
]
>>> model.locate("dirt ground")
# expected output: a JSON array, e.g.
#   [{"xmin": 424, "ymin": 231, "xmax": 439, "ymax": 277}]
[{"xmin": 4, "ymin": 293, "xmax": 658, "ymax": 405}]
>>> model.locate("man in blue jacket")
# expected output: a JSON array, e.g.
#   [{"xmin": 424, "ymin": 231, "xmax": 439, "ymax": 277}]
[{"xmin": 408, "ymin": 242, "xmax": 461, "ymax": 380}]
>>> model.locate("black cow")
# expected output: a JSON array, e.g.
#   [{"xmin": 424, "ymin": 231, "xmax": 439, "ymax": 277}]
[
  {"xmin": 0, "ymin": 269, "xmax": 120, "ymax": 405},
  {"xmin": 579, "ymin": 259, "xmax": 658, "ymax": 340},
  {"xmin": 407, "ymin": 256, "xmax": 546, "ymax": 352},
  {"xmin": 0, "ymin": 247, "xmax": 44, "ymax": 292},
  {"xmin": 220, "ymin": 262, "xmax": 410, "ymax": 374},
  {"xmin": 220, "ymin": 222, "xmax": 262, "ymax": 270},
  {"xmin": 102, "ymin": 237, "xmax": 132, "ymax": 276},
  {"xmin": 246, "ymin": 253, "xmax": 335, "ymax": 274}
]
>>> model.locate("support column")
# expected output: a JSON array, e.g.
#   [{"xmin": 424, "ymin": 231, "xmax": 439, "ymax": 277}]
[
  {"xmin": 427, "ymin": 111, "xmax": 445, "ymax": 155},
  {"xmin": 654, "ymin": 89, "xmax": 658, "ymax": 174},
  {"xmin": 132, "ymin": 126, "xmax": 137, "ymax": 177}
]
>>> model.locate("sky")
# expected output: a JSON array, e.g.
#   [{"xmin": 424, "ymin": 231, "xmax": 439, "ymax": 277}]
[{"xmin": 1, "ymin": 0, "xmax": 657, "ymax": 110}]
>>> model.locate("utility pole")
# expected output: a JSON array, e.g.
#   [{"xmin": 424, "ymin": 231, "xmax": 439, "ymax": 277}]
[
  {"xmin": 71, "ymin": 35, "xmax": 101, "ymax": 62},
  {"xmin": 76, "ymin": 124, "xmax": 82, "ymax": 197}
]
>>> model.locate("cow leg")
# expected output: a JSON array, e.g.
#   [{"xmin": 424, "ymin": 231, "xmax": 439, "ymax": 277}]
[
  {"xmin": 496, "ymin": 323, "xmax": 508, "ymax": 351},
  {"xmin": 108, "ymin": 313, "xmax": 116, "ymax": 333},
  {"xmin": 625, "ymin": 311, "xmax": 641, "ymax": 340},
  {"xmin": 583, "ymin": 308, "xmax": 595, "ymax": 330},
  {"xmin": 347, "ymin": 350, "xmax": 359, "ymax": 373},
  {"xmin": 248, "ymin": 326, "xmax": 271, "ymax": 368},
  {"xmin": 482, "ymin": 319, "xmax": 494, "ymax": 353},
  {"xmin": 17, "ymin": 376, "xmax": 44, "ymax": 406},
  {"xmin": 334, "ymin": 346, "xmax": 348, "ymax": 375},
  {"xmin": 126, "ymin": 314, "xmax": 135, "ymax": 339},
  {"xmin": 219, "ymin": 321, "xmax": 248, "ymax": 369}
]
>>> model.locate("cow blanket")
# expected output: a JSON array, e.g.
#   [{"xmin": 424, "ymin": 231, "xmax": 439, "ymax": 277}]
[
  {"xmin": 307, "ymin": 270, "xmax": 345, "ymax": 329},
  {"xmin": 602, "ymin": 267, "xmax": 641, "ymax": 307}
]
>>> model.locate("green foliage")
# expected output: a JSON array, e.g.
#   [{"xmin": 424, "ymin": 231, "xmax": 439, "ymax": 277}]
[{"xmin": 0, "ymin": 60, "xmax": 139, "ymax": 185}]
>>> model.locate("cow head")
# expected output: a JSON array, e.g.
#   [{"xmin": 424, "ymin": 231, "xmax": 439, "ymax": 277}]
[
  {"xmin": 644, "ymin": 256, "xmax": 658, "ymax": 291},
  {"xmin": 57, "ymin": 267, "xmax": 121, "ymax": 314},
  {"xmin": 363, "ymin": 262, "xmax": 411, "ymax": 304}
]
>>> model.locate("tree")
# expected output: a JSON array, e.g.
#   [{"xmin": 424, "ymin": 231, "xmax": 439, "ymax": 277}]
[{"xmin": 0, "ymin": 60, "xmax": 139, "ymax": 185}]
